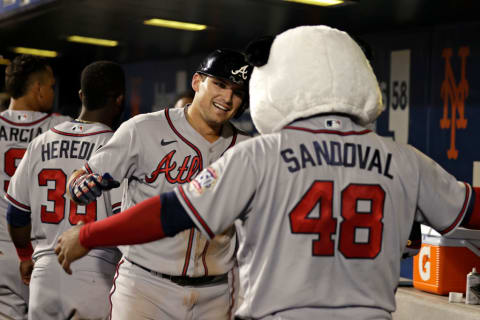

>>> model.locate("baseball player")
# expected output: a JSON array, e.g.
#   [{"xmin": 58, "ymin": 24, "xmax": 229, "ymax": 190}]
[
  {"xmin": 0, "ymin": 55, "xmax": 71, "ymax": 320},
  {"xmin": 64, "ymin": 49, "xmax": 252, "ymax": 319},
  {"xmin": 6, "ymin": 61, "xmax": 125, "ymax": 319},
  {"xmin": 56, "ymin": 25, "xmax": 480, "ymax": 320}
]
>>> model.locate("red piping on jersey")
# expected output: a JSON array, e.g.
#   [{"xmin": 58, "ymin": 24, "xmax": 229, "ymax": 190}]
[
  {"xmin": 178, "ymin": 185, "xmax": 215, "ymax": 239},
  {"xmin": 201, "ymin": 242, "xmax": 209, "ymax": 276},
  {"xmin": 84, "ymin": 163, "xmax": 93, "ymax": 174},
  {"xmin": 109, "ymin": 259, "xmax": 124, "ymax": 319},
  {"xmin": 0, "ymin": 113, "xmax": 51, "ymax": 126},
  {"xmin": 165, "ymin": 108, "xmax": 203, "ymax": 172},
  {"xmin": 51, "ymin": 127, "xmax": 113, "ymax": 137},
  {"xmin": 221, "ymin": 126, "xmax": 238, "ymax": 156},
  {"xmin": 440, "ymin": 182, "xmax": 470, "ymax": 235},
  {"xmin": 181, "ymin": 229, "xmax": 195, "ymax": 276},
  {"xmin": 284, "ymin": 126, "xmax": 372, "ymax": 136},
  {"xmin": 228, "ymin": 268, "xmax": 235, "ymax": 319},
  {"xmin": 6, "ymin": 194, "xmax": 30, "ymax": 211},
  {"xmin": 166, "ymin": 108, "xmax": 205, "ymax": 275}
]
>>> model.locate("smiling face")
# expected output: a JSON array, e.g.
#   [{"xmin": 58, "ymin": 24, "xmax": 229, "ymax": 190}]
[{"xmin": 191, "ymin": 73, "xmax": 246, "ymax": 129}]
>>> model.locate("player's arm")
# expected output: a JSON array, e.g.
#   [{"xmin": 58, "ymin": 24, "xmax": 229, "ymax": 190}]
[
  {"xmin": 7, "ymin": 204, "xmax": 34, "ymax": 285},
  {"xmin": 55, "ymin": 192, "xmax": 193, "ymax": 274}
]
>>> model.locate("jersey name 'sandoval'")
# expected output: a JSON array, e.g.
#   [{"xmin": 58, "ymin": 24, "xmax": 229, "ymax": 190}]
[
  {"xmin": 0, "ymin": 111, "xmax": 71, "ymax": 242},
  {"xmin": 281, "ymin": 140, "xmax": 393, "ymax": 179}
]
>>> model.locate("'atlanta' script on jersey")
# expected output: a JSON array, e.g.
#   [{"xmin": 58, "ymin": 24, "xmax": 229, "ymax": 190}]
[
  {"xmin": 146, "ymin": 150, "xmax": 202, "ymax": 184},
  {"xmin": 280, "ymin": 140, "xmax": 394, "ymax": 179}
]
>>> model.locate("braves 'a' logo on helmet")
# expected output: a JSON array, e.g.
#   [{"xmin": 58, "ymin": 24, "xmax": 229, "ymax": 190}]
[{"xmin": 231, "ymin": 65, "xmax": 250, "ymax": 80}]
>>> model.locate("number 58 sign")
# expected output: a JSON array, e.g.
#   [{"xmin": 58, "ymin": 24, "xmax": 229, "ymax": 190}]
[{"xmin": 388, "ymin": 50, "xmax": 411, "ymax": 144}]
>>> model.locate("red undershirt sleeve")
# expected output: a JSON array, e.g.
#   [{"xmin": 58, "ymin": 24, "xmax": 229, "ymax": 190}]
[{"xmin": 79, "ymin": 195, "xmax": 165, "ymax": 248}]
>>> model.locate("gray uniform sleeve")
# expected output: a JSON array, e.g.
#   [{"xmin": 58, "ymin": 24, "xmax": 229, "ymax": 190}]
[
  {"xmin": 413, "ymin": 146, "xmax": 471, "ymax": 235},
  {"xmin": 85, "ymin": 120, "xmax": 140, "ymax": 181},
  {"xmin": 174, "ymin": 144, "xmax": 257, "ymax": 239}
]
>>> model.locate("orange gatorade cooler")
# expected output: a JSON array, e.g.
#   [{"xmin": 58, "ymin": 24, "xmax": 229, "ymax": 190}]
[{"xmin": 413, "ymin": 226, "xmax": 480, "ymax": 295}]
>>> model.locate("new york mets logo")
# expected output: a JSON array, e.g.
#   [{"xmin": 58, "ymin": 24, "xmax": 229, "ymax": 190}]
[
  {"xmin": 439, "ymin": 47, "xmax": 469, "ymax": 160},
  {"xmin": 146, "ymin": 151, "xmax": 201, "ymax": 184}
]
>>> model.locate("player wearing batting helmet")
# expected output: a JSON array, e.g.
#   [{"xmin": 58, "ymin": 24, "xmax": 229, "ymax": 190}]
[
  {"xmin": 56, "ymin": 25, "xmax": 480, "ymax": 319},
  {"xmin": 62, "ymin": 49, "xmax": 252, "ymax": 319}
]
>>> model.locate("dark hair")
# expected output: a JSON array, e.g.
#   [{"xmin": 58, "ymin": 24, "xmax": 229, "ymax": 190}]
[
  {"xmin": 81, "ymin": 61, "xmax": 125, "ymax": 110},
  {"xmin": 5, "ymin": 55, "xmax": 51, "ymax": 99}
]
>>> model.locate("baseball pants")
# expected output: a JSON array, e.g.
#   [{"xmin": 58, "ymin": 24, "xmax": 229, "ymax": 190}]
[
  {"xmin": 0, "ymin": 241, "xmax": 28, "ymax": 320},
  {"xmin": 109, "ymin": 258, "xmax": 237, "ymax": 319},
  {"xmin": 28, "ymin": 254, "xmax": 116, "ymax": 320}
]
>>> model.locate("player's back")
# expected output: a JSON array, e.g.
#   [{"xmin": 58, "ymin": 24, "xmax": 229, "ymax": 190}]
[
  {"xmin": 0, "ymin": 110, "xmax": 71, "ymax": 241},
  {"xmin": 234, "ymin": 114, "xmax": 467, "ymax": 319},
  {"xmin": 6, "ymin": 120, "xmax": 120, "ymax": 262}
]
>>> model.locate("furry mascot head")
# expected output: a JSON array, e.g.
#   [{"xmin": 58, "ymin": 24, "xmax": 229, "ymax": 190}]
[{"xmin": 245, "ymin": 25, "xmax": 384, "ymax": 134}]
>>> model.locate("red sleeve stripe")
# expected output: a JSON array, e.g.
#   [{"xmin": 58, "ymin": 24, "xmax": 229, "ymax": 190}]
[
  {"xmin": 463, "ymin": 186, "xmax": 480, "ymax": 229},
  {"xmin": 5, "ymin": 194, "xmax": 30, "ymax": 211},
  {"xmin": 440, "ymin": 182, "xmax": 471, "ymax": 235},
  {"xmin": 178, "ymin": 186, "xmax": 215, "ymax": 239}
]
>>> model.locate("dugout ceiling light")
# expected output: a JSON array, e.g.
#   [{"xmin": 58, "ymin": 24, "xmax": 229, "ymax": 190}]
[
  {"xmin": 284, "ymin": 0, "xmax": 352, "ymax": 7},
  {"xmin": 12, "ymin": 47, "xmax": 58, "ymax": 58},
  {"xmin": 67, "ymin": 36, "xmax": 118, "ymax": 47},
  {"xmin": 143, "ymin": 18, "xmax": 207, "ymax": 31}
]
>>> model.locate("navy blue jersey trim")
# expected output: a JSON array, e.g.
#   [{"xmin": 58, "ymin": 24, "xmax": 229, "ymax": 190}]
[{"xmin": 7, "ymin": 204, "xmax": 31, "ymax": 227}]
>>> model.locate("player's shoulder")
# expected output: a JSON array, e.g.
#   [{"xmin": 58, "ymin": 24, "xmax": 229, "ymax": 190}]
[
  {"xmin": 225, "ymin": 121, "xmax": 252, "ymax": 143},
  {"xmin": 124, "ymin": 109, "xmax": 171, "ymax": 126},
  {"xmin": 0, "ymin": 110, "xmax": 69, "ymax": 126}
]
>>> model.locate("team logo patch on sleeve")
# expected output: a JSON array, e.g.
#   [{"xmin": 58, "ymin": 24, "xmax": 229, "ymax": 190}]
[{"xmin": 189, "ymin": 167, "xmax": 218, "ymax": 194}]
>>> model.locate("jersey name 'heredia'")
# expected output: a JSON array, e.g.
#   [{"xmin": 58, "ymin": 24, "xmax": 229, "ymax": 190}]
[
  {"xmin": 41, "ymin": 140, "xmax": 98, "ymax": 162},
  {"xmin": 280, "ymin": 140, "xmax": 394, "ymax": 179}
]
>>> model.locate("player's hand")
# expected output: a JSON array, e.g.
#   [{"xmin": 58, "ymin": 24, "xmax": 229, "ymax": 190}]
[
  {"xmin": 69, "ymin": 172, "xmax": 120, "ymax": 205},
  {"xmin": 19, "ymin": 259, "xmax": 34, "ymax": 285},
  {"xmin": 54, "ymin": 221, "xmax": 90, "ymax": 275}
]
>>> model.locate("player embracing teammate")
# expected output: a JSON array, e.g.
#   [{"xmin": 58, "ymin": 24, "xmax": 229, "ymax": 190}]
[{"xmin": 65, "ymin": 49, "xmax": 252, "ymax": 319}]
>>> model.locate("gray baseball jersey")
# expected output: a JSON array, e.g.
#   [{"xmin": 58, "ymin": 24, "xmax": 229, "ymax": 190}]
[
  {"xmin": 6, "ymin": 120, "xmax": 122, "ymax": 262},
  {"xmin": 84, "ymin": 107, "xmax": 249, "ymax": 276},
  {"xmin": 0, "ymin": 110, "xmax": 71, "ymax": 241},
  {"xmin": 175, "ymin": 115, "xmax": 471, "ymax": 319}
]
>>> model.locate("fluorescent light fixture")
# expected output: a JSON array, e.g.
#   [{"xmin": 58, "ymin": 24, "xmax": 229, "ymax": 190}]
[
  {"xmin": 13, "ymin": 47, "xmax": 58, "ymax": 58},
  {"xmin": 144, "ymin": 18, "xmax": 207, "ymax": 31},
  {"xmin": 285, "ymin": 0, "xmax": 345, "ymax": 6},
  {"xmin": 67, "ymin": 35, "xmax": 118, "ymax": 47}
]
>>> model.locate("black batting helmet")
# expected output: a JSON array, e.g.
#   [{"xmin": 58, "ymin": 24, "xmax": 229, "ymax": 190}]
[{"xmin": 197, "ymin": 49, "xmax": 253, "ymax": 117}]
